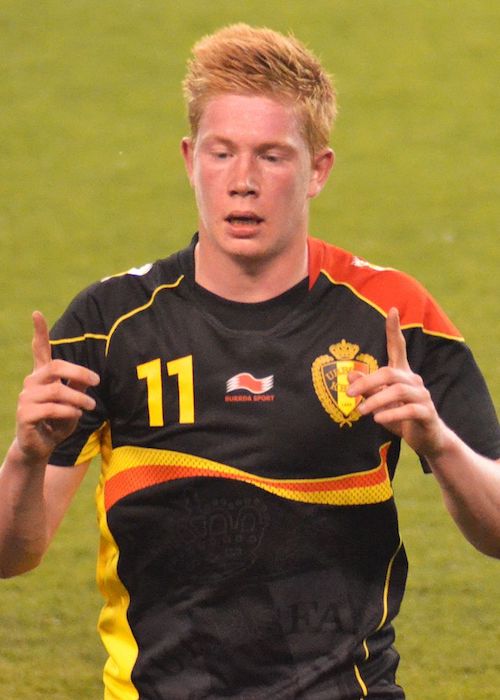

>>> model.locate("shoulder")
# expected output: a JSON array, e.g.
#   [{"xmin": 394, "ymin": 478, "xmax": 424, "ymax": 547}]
[
  {"xmin": 308, "ymin": 236, "xmax": 463, "ymax": 340},
  {"xmin": 94, "ymin": 256, "xmax": 185, "ymax": 311},
  {"xmin": 51, "ymin": 251, "xmax": 186, "ymax": 339}
]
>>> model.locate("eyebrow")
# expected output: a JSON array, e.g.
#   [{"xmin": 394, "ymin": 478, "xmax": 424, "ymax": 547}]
[
  {"xmin": 257, "ymin": 142, "xmax": 296, "ymax": 154},
  {"xmin": 200, "ymin": 135, "xmax": 296, "ymax": 154}
]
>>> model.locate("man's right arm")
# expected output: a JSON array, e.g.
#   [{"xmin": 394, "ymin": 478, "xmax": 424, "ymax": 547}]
[
  {"xmin": 0, "ymin": 312, "xmax": 100, "ymax": 578},
  {"xmin": 0, "ymin": 449, "xmax": 90, "ymax": 577}
]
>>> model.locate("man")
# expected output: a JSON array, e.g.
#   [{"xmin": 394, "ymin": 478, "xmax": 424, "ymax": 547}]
[{"xmin": 1, "ymin": 23, "xmax": 499, "ymax": 700}]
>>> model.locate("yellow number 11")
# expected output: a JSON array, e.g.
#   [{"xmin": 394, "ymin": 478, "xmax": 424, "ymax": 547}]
[{"xmin": 136, "ymin": 355, "xmax": 195, "ymax": 426}]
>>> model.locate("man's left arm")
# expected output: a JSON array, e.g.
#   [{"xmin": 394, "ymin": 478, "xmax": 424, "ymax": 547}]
[{"xmin": 348, "ymin": 308, "xmax": 500, "ymax": 558}]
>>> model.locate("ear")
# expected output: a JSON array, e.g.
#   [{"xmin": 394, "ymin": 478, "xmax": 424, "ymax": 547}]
[
  {"xmin": 181, "ymin": 137, "xmax": 195, "ymax": 186},
  {"xmin": 307, "ymin": 148, "xmax": 335, "ymax": 199}
]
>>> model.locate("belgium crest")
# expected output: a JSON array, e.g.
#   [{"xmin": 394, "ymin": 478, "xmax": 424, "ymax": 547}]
[{"xmin": 312, "ymin": 339, "xmax": 378, "ymax": 427}]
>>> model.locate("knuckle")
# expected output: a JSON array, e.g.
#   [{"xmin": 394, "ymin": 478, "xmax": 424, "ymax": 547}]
[
  {"xmin": 22, "ymin": 373, "xmax": 36, "ymax": 389},
  {"xmin": 415, "ymin": 374, "xmax": 425, "ymax": 388},
  {"xmin": 50, "ymin": 358, "xmax": 65, "ymax": 374},
  {"xmin": 52, "ymin": 382, "xmax": 66, "ymax": 401},
  {"xmin": 18, "ymin": 386, "xmax": 32, "ymax": 408}
]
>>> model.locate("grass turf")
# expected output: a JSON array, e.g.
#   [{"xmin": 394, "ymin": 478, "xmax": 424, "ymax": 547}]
[{"xmin": 1, "ymin": 1, "xmax": 499, "ymax": 696}]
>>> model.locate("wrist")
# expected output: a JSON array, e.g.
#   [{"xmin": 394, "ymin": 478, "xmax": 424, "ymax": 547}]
[
  {"xmin": 8, "ymin": 438, "xmax": 50, "ymax": 472},
  {"xmin": 422, "ymin": 424, "xmax": 465, "ymax": 468}
]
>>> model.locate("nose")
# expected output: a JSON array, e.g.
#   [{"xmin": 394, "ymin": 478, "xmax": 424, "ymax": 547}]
[{"xmin": 228, "ymin": 155, "xmax": 259, "ymax": 197}]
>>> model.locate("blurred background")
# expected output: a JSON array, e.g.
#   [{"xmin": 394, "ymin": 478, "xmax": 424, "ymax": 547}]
[{"xmin": 1, "ymin": 1, "xmax": 499, "ymax": 697}]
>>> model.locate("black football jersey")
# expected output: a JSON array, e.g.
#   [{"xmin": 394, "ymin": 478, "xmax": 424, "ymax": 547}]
[{"xmin": 50, "ymin": 236, "xmax": 500, "ymax": 700}]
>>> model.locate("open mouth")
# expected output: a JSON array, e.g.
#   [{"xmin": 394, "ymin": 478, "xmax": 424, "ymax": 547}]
[{"xmin": 225, "ymin": 214, "xmax": 264, "ymax": 226}]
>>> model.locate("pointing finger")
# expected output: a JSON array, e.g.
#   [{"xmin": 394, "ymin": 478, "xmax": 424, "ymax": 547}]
[
  {"xmin": 386, "ymin": 307, "xmax": 410, "ymax": 370},
  {"xmin": 32, "ymin": 311, "xmax": 52, "ymax": 370}
]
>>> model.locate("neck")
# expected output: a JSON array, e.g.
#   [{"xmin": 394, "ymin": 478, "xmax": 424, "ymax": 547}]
[{"xmin": 194, "ymin": 238, "xmax": 309, "ymax": 303}]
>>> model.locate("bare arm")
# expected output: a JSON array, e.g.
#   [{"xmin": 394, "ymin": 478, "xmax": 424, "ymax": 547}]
[
  {"xmin": 0, "ymin": 312, "xmax": 100, "ymax": 577},
  {"xmin": 0, "ymin": 452, "xmax": 90, "ymax": 577},
  {"xmin": 348, "ymin": 308, "xmax": 500, "ymax": 558}
]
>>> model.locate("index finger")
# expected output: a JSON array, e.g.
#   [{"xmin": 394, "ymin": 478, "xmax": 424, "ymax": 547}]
[
  {"xmin": 386, "ymin": 307, "xmax": 410, "ymax": 370},
  {"xmin": 32, "ymin": 310, "xmax": 52, "ymax": 369}
]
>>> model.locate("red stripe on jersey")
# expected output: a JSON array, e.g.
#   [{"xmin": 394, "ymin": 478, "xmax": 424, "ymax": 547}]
[{"xmin": 104, "ymin": 444, "xmax": 392, "ymax": 511}]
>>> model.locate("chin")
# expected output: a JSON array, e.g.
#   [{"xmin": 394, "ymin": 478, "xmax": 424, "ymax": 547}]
[{"xmin": 226, "ymin": 239, "xmax": 271, "ymax": 262}]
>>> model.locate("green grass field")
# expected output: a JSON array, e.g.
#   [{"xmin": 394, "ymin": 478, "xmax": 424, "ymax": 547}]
[{"xmin": 1, "ymin": 1, "xmax": 499, "ymax": 697}]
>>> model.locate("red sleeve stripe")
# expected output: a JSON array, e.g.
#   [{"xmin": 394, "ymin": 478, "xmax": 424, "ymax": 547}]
[{"xmin": 308, "ymin": 237, "xmax": 463, "ymax": 340}]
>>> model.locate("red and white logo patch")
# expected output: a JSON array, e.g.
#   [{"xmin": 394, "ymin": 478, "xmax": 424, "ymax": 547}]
[
  {"xmin": 226, "ymin": 373, "xmax": 274, "ymax": 394},
  {"xmin": 225, "ymin": 373, "xmax": 275, "ymax": 403}
]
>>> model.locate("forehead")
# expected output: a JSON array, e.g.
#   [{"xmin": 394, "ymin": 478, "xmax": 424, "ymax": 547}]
[{"xmin": 196, "ymin": 94, "xmax": 306, "ymax": 147}]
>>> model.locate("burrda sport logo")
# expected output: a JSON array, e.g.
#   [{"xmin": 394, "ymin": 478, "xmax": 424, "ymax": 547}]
[{"xmin": 225, "ymin": 372, "xmax": 275, "ymax": 403}]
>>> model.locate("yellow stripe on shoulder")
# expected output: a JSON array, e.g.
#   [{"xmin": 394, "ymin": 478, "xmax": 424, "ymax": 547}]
[
  {"xmin": 400, "ymin": 323, "xmax": 465, "ymax": 342},
  {"xmin": 49, "ymin": 275, "xmax": 185, "ymax": 353},
  {"xmin": 105, "ymin": 275, "xmax": 184, "ymax": 356},
  {"xmin": 50, "ymin": 333, "xmax": 108, "ymax": 346},
  {"xmin": 320, "ymin": 269, "xmax": 388, "ymax": 317},
  {"xmin": 320, "ymin": 270, "xmax": 464, "ymax": 342}
]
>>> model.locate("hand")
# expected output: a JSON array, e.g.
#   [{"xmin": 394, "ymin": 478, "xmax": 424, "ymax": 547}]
[
  {"xmin": 347, "ymin": 307, "xmax": 447, "ymax": 458},
  {"xmin": 15, "ymin": 311, "xmax": 100, "ymax": 465}
]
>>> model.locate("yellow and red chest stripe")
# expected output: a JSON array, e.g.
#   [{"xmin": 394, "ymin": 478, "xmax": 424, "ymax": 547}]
[{"xmin": 103, "ymin": 443, "xmax": 393, "ymax": 512}]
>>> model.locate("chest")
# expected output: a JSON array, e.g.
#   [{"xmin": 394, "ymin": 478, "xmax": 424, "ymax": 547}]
[{"xmin": 102, "ymin": 291, "xmax": 393, "ymax": 477}]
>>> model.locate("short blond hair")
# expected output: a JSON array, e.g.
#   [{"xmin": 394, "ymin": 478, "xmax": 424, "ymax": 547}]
[{"xmin": 183, "ymin": 23, "xmax": 337, "ymax": 155}]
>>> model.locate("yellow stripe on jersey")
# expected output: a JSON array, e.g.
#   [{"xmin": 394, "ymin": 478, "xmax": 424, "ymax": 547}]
[
  {"xmin": 105, "ymin": 276, "xmax": 184, "ymax": 355},
  {"xmin": 374, "ymin": 536, "xmax": 404, "ymax": 633},
  {"xmin": 73, "ymin": 421, "xmax": 108, "ymax": 465},
  {"xmin": 102, "ymin": 443, "xmax": 394, "ymax": 511},
  {"xmin": 320, "ymin": 270, "xmax": 465, "ymax": 342},
  {"xmin": 96, "ymin": 470, "xmax": 140, "ymax": 700},
  {"xmin": 354, "ymin": 536, "xmax": 404, "ymax": 694},
  {"xmin": 48, "ymin": 275, "xmax": 185, "ymax": 355}
]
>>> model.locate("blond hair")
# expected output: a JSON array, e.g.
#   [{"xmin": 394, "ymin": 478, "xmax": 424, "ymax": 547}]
[{"xmin": 183, "ymin": 23, "xmax": 337, "ymax": 155}]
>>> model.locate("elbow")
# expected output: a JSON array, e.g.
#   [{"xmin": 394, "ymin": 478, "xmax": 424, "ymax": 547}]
[
  {"xmin": 457, "ymin": 521, "xmax": 500, "ymax": 559},
  {"xmin": 0, "ymin": 552, "xmax": 44, "ymax": 579},
  {"xmin": 442, "ymin": 492, "xmax": 500, "ymax": 559},
  {"xmin": 468, "ymin": 538, "xmax": 500, "ymax": 560}
]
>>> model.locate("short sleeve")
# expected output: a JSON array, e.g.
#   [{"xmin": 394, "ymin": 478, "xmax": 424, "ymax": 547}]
[
  {"xmin": 406, "ymin": 329, "xmax": 500, "ymax": 471},
  {"xmin": 48, "ymin": 285, "xmax": 109, "ymax": 466}
]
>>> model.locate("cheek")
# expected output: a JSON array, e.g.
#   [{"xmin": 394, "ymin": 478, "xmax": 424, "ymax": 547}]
[
  {"xmin": 193, "ymin": 170, "xmax": 217, "ymax": 208},
  {"xmin": 194, "ymin": 178, "xmax": 229, "ymax": 228},
  {"xmin": 272, "ymin": 174, "xmax": 310, "ymax": 207}
]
